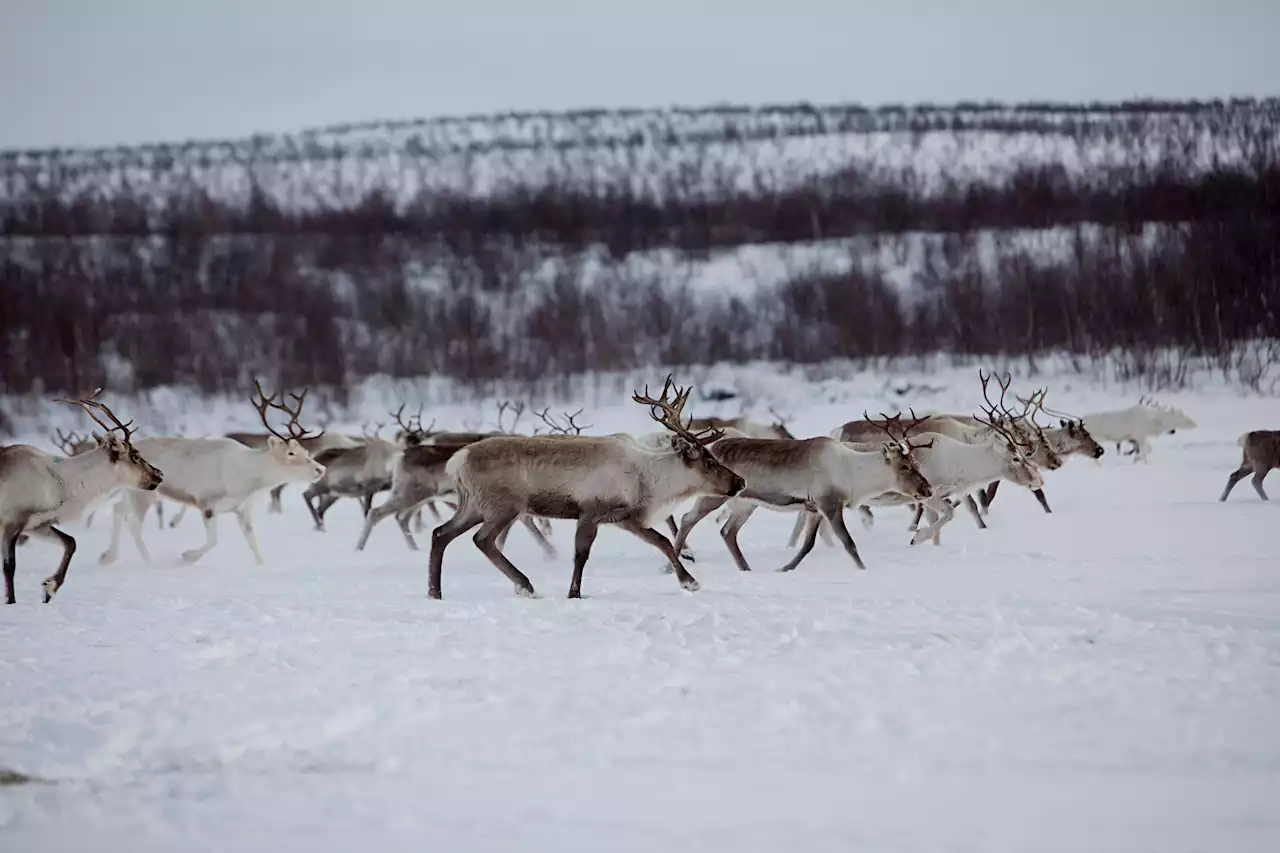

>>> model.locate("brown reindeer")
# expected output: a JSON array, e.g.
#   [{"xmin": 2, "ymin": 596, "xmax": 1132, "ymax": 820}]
[
  {"xmin": 1220, "ymin": 430, "xmax": 1280, "ymax": 502},
  {"xmin": 426, "ymin": 375, "xmax": 746, "ymax": 600}
]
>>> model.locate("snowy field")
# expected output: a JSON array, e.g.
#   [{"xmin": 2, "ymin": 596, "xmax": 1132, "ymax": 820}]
[{"xmin": 2, "ymin": 363, "xmax": 1279, "ymax": 852}]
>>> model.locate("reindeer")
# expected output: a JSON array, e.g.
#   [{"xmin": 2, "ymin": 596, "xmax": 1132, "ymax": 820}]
[
  {"xmin": 977, "ymin": 390, "xmax": 1104, "ymax": 515},
  {"xmin": 1, "ymin": 391, "xmax": 162, "ymax": 604},
  {"xmin": 99, "ymin": 381, "xmax": 326, "ymax": 566},
  {"xmin": 1078, "ymin": 397, "xmax": 1196, "ymax": 462},
  {"xmin": 800, "ymin": 372, "xmax": 1054, "ymax": 544},
  {"xmin": 52, "ymin": 428, "xmax": 171, "ymax": 533},
  {"xmin": 1220, "ymin": 430, "xmax": 1280, "ymax": 502},
  {"xmin": 686, "ymin": 405, "xmax": 795, "ymax": 440},
  {"xmin": 408, "ymin": 401, "xmax": 529, "ymax": 531},
  {"xmin": 794, "ymin": 406, "xmax": 1045, "ymax": 549},
  {"xmin": 225, "ymin": 429, "xmax": 361, "ymax": 515},
  {"xmin": 300, "ymin": 416, "xmax": 404, "ymax": 531},
  {"xmin": 667, "ymin": 414, "xmax": 934, "ymax": 574},
  {"xmin": 356, "ymin": 407, "xmax": 591, "ymax": 554},
  {"xmin": 426, "ymin": 376, "xmax": 746, "ymax": 600}
]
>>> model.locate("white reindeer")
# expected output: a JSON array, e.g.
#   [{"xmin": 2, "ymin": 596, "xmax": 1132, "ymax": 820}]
[
  {"xmin": 1, "ymin": 391, "xmax": 163, "ymax": 604},
  {"xmin": 99, "ymin": 381, "xmax": 326, "ymax": 566},
  {"xmin": 426, "ymin": 376, "xmax": 747, "ymax": 600},
  {"xmin": 1078, "ymin": 397, "xmax": 1196, "ymax": 462}
]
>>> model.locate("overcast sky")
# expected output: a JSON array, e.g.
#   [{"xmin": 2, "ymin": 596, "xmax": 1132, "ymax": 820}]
[{"xmin": 2, "ymin": 0, "xmax": 1277, "ymax": 149}]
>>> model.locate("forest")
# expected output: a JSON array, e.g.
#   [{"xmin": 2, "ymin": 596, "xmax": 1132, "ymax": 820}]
[{"xmin": 1, "ymin": 98, "xmax": 1277, "ymax": 400}]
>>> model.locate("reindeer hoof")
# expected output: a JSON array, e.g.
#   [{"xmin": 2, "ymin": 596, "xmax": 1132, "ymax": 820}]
[
  {"xmin": 679, "ymin": 577, "xmax": 700, "ymax": 592},
  {"xmin": 41, "ymin": 578, "xmax": 57, "ymax": 603},
  {"xmin": 515, "ymin": 585, "xmax": 537, "ymax": 599},
  {"xmin": 180, "ymin": 550, "xmax": 203, "ymax": 564},
  {"xmin": 98, "ymin": 551, "xmax": 116, "ymax": 565}
]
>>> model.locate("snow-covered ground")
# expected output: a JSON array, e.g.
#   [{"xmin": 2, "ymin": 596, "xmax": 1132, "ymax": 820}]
[{"xmin": 2, "ymin": 363, "xmax": 1278, "ymax": 852}]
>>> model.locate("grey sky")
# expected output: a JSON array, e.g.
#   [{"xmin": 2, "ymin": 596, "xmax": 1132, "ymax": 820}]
[{"xmin": 2, "ymin": 0, "xmax": 1276, "ymax": 149}]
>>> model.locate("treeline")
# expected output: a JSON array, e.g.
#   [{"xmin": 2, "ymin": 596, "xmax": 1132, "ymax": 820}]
[{"xmin": 0, "ymin": 98, "xmax": 1277, "ymax": 400}]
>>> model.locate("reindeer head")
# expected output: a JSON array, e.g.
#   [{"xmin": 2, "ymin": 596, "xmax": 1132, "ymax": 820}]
[
  {"xmin": 1014, "ymin": 390, "xmax": 1063, "ymax": 471},
  {"xmin": 633, "ymin": 375, "xmax": 746, "ymax": 497},
  {"xmin": 1034, "ymin": 392, "xmax": 1104, "ymax": 459},
  {"xmin": 392, "ymin": 404, "xmax": 434, "ymax": 448},
  {"xmin": 867, "ymin": 408, "xmax": 934, "ymax": 500},
  {"xmin": 250, "ymin": 380, "xmax": 326, "ymax": 484},
  {"xmin": 52, "ymin": 427, "xmax": 94, "ymax": 457},
  {"xmin": 765, "ymin": 405, "xmax": 795, "ymax": 440},
  {"xmin": 59, "ymin": 389, "xmax": 163, "ymax": 491}
]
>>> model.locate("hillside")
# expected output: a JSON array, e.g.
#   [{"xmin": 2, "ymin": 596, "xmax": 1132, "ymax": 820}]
[{"xmin": 0, "ymin": 98, "xmax": 1277, "ymax": 408}]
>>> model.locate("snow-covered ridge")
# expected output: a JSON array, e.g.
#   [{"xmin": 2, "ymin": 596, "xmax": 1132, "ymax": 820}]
[{"xmin": 1, "ymin": 98, "xmax": 1272, "ymax": 205}]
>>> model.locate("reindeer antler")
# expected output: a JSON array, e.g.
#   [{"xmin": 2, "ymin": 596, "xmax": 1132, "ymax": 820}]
[
  {"xmin": 633, "ymin": 374, "xmax": 723, "ymax": 445},
  {"xmin": 250, "ymin": 379, "xmax": 323, "ymax": 442},
  {"xmin": 58, "ymin": 387, "xmax": 137, "ymax": 441},
  {"xmin": 52, "ymin": 427, "xmax": 88, "ymax": 455},
  {"xmin": 391, "ymin": 403, "xmax": 432, "ymax": 438},
  {"xmin": 899, "ymin": 407, "xmax": 935, "ymax": 450},
  {"xmin": 492, "ymin": 401, "xmax": 527, "ymax": 434},
  {"xmin": 1015, "ymin": 390, "xmax": 1050, "ymax": 428},
  {"xmin": 361, "ymin": 419, "xmax": 387, "ymax": 440},
  {"xmin": 976, "ymin": 371, "xmax": 1029, "ymax": 448},
  {"xmin": 533, "ymin": 407, "xmax": 591, "ymax": 436},
  {"xmin": 767, "ymin": 404, "xmax": 791, "ymax": 427},
  {"xmin": 1035, "ymin": 390, "xmax": 1080, "ymax": 424}
]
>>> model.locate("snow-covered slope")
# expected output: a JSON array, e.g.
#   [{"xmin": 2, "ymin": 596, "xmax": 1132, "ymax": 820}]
[{"xmin": 1, "ymin": 362, "xmax": 1278, "ymax": 851}]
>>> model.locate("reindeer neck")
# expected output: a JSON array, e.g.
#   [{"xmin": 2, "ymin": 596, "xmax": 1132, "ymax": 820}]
[{"xmin": 50, "ymin": 446, "xmax": 126, "ymax": 507}]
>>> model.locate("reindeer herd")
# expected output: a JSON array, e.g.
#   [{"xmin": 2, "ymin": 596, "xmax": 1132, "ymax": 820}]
[{"xmin": 0, "ymin": 371, "xmax": 1273, "ymax": 605}]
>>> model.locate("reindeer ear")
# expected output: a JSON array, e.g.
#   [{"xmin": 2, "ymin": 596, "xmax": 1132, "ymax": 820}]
[{"xmin": 267, "ymin": 435, "xmax": 284, "ymax": 450}]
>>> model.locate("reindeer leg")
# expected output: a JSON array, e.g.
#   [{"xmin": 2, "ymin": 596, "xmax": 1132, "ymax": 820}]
[
  {"xmin": 3, "ymin": 526, "xmax": 19, "ymax": 604},
  {"xmin": 908, "ymin": 503, "xmax": 925, "ymax": 532},
  {"xmin": 671, "ymin": 495, "xmax": 728, "ymax": 570},
  {"xmin": 912, "ymin": 498, "xmax": 954, "ymax": 546},
  {"xmin": 785, "ymin": 512, "xmax": 807, "ymax": 547},
  {"xmin": 858, "ymin": 506, "xmax": 875, "ymax": 529},
  {"xmin": 122, "ymin": 491, "xmax": 154, "ymax": 564},
  {"xmin": 1032, "ymin": 487, "xmax": 1052, "ymax": 513},
  {"xmin": 1251, "ymin": 471, "xmax": 1270, "ymax": 501},
  {"xmin": 428, "ymin": 504, "xmax": 485, "ymax": 600},
  {"xmin": 269, "ymin": 484, "xmax": 286, "ymax": 513},
  {"xmin": 99, "ymin": 496, "xmax": 128, "ymax": 565},
  {"xmin": 156, "ymin": 501, "xmax": 165, "ymax": 530},
  {"xmin": 302, "ymin": 487, "xmax": 325, "ymax": 531},
  {"xmin": 181, "ymin": 509, "xmax": 218, "ymax": 563},
  {"xmin": 315, "ymin": 494, "xmax": 341, "ymax": 528},
  {"xmin": 818, "ymin": 513, "xmax": 837, "ymax": 546},
  {"xmin": 471, "ymin": 512, "xmax": 536, "ymax": 599},
  {"xmin": 964, "ymin": 495, "xmax": 988, "ymax": 530},
  {"xmin": 567, "ymin": 518, "xmax": 601, "ymax": 599},
  {"xmin": 1220, "ymin": 466, "xmax": 1250, "ymax": 501},
  {"xmin": 234, "ymin": 508, "xmax": 265, "ymax": 565},
  {"xmin": 616, "ymin": 519, "xmax": 700, "ymax": 592},
  {"xmin": 169, "ymin": 504, "xmax": 187, "ymax": 529},
  {"xmin": 980, "ymin": 480, "xmax": 999, "ymax": 515},
  {"xmin": 517, "ymin": 515, "xmax": 557, "ymax": 559},
  {"xmin": 27, "ymin": 525, "xmax": 76, "ymax": 604},
  {"xmin": 718, "ymin": 504, "xmax": 759, "ymax": 572},
  {"xmin": 664, "ymin": 514, "xmax": 696, "ymax": 561},
  {"xmin": 819, "ymin": 498, "xmax": 866, "ymax": 570},
  {"xmin": 778, "ymin": 511, "xmax": 822, "ymax": 573},
  {"xmin": 357, "ymin": 491, "xmax": 422, "ymax": 551}
]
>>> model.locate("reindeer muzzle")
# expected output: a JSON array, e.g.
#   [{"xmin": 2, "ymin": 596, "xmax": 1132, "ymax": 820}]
[{"xmin": 1093, "ymin": 447, "xmax": 1105, "ymax": 458}]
